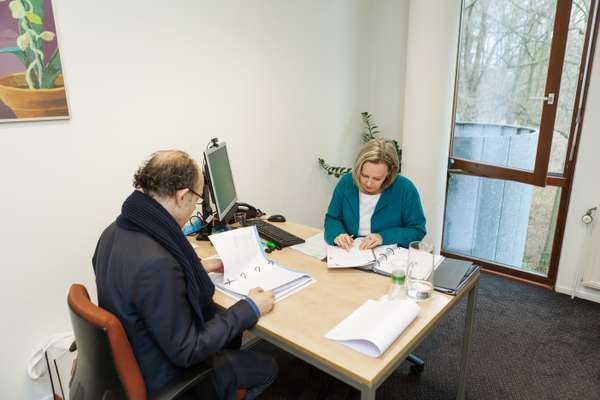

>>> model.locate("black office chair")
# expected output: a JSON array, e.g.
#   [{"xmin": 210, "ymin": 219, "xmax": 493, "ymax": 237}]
[{"xmin": 67, "ymin": 283, "xmax": 218, "ymax": 400}]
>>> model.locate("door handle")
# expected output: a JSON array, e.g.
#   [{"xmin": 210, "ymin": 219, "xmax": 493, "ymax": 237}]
[{"xmin": 529, "ymin": 93, "xmax": 555, "ymax": 105}]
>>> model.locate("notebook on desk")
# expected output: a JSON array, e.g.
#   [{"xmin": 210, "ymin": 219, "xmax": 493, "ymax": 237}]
[
  {"xmin": 433, "ymin": 258, "xmax": 478, "ymax": 295},
  {"xmin": 327, "ymin": 241, "xmax": 444, "ymax": 276},
  {"xmin": 208, "ymin": 226, "xmax": 313, "ymax": 302},
  {"xmin": 325, "ymin": 297, "xmax": 420, "ymax": 357}
]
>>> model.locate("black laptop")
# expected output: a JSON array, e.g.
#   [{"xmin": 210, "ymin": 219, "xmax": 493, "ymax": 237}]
[{"xmin": 434, "ymin": 258, "xmax": 478, "ymax": 295}]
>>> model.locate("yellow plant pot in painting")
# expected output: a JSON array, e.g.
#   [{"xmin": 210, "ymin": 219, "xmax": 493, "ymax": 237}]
[{"xmin": 0, "ymin": 73, "xmax": 68, "ymax": 118}]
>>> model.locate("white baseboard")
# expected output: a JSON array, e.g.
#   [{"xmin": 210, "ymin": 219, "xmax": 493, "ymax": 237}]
[{"xmin": 555, "ymin": 284, "xmax": 600, "ymax": 303}]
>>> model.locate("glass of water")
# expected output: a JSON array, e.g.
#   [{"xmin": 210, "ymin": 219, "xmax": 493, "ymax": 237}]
[{"xmin": 406, "ymin": 241, "xmax": 435, "ymax": 301}]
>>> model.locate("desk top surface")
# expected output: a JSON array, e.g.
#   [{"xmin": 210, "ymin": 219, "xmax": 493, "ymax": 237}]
[{"xmin": 191, "ymin": 221, "xmax": 479, "ymax": 386}]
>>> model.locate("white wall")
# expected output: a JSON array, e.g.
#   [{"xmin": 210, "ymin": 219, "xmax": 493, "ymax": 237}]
[
  {"xmin": 0, "ymin": 1, "xmax": 407, "ymax": 398},
  {"xmin": 555, "ymin": 36, "xmax": 600, "ymax": 303},
  {"xmin": 401, "ymin": 0, "xmax": 461, "ymax": 248},
  {"xmin": 3, "ymin": 1, "xmax": 597, "ymax": 398},
  {"xmin": 366, "ymin": 0, "xmax": 410, "ymax": 146}
]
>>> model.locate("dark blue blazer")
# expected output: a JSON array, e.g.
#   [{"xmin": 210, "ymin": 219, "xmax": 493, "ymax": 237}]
[{"xmin": 93, "ymin": 222, "xmax": 257, "ymax": 394}]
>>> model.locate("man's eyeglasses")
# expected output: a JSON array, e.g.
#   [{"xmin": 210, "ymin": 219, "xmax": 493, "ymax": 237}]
[{"xmin": 187, "ymin": 187, "xmax": 203, "ymax": 204}]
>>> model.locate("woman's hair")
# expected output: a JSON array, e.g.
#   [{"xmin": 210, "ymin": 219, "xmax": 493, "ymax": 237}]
[
  {"xmin": 352, "ymin": 139, "xmax": 399, "ymax": 192},
  {"xmin": 133, "ymin": 150, "xmax": 200, "ymax": 197}
]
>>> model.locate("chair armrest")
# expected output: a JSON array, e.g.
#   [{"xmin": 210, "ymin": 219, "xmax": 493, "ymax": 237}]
[{"xmin": 150, "ymin": 363, "xmax": 214, "ymax": 400}]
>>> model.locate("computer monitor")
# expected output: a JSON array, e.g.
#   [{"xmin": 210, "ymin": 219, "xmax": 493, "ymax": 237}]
[{"xmin": 204, "ymin": 142, "xmax": 238, "ymax": 223}]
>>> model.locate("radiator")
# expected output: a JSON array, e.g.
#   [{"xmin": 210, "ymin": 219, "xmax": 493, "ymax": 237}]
[{"xmin": 582, "ymin": 221, "xmax": 600, "ymax": 290}]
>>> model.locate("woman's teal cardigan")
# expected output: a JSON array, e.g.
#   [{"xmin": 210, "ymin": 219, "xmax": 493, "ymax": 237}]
[{"xmin": 324, "ymin": 173, "xmax": 426, "ymax": 247}]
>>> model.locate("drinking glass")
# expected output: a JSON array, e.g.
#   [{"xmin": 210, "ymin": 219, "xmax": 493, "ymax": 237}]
[
  {"xmin": 234, "ymin": 212, "xmax": 247, "ymax": 227},
  {"xmin": 387, "ymin": 250, "xmax": 408, "ymax": 274},
  {"xmin": 406, "ymin": 241, "xmax": 434, "ymax": 301}
]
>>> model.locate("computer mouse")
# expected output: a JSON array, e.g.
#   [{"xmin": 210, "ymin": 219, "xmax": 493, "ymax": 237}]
[{"xmin": 267, "ymin": 214, "xmax": 286, "ymax": 223}]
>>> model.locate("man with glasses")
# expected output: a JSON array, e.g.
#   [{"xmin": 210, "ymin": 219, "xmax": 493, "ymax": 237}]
[{"xmin": 93, "ymin": 150, "xmax": 277, "ymax": 400}]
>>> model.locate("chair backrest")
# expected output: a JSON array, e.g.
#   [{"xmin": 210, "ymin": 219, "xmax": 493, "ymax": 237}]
[{"xmin": 68, "ymin": 283, "xmax": 147, "ymax": 400}]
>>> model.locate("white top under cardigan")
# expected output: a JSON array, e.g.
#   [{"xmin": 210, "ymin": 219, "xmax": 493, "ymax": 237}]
[{"xmin": 358, "ymin": 192, "xmax": 381, "ymax": 236}]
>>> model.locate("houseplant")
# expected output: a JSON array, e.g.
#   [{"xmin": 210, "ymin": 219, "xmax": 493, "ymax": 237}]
[
  {"xmin": 318, "ymin": 112, "xmax": 402, "ymax": 177},
  {"xmin": 0, "ymin": 0, "xmax": 68, "ymax": 118}
]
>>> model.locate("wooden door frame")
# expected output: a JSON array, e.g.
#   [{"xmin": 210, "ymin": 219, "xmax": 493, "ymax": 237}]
[{"xmin": 442, "ymin": 0, "xmax": 600, "ymax": 287}]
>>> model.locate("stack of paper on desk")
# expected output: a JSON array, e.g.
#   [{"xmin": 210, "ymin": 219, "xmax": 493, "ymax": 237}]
[
  {"xmin": 327, "ymin": 241, "xmax": 444, "ymax": 276},
  {"xmin": 209, "ymin": 227, "xmax": 313, "ymax": 302},
  {"xmin": 325, "ymin": 298, "xmax": 420, "ymax": 357},
  {"xmin": 291, "ymin": 232, "xmax": 328, "ymax": 260},
  {"xmin": 327, "ymin": 239, "xmax": 396, "ymax": 268}
]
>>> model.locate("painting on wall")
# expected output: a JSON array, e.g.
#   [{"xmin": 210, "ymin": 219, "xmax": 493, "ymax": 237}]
[{"xmin": 0, "ymin": 0, "xmax": 69, "ymax": 122}]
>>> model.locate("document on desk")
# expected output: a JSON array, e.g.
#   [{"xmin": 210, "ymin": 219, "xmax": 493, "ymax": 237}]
[
  {"xmin": 209, "ymin": 227, "xmax": 313, "ymax": 302},
  {"xmin": 328, "ymin": 242, "xmax": 444, "ymax": 276},
  {"xmin": 291, "ymin": 232, "xmax": 328, "ymax": 260},
  {"xmin": 325, "ymin": 298, "xmax": 420, "ymax": 358},
  {"xmin": 327, "ymin": 239, "xmax": 393, "ymax": 268}
]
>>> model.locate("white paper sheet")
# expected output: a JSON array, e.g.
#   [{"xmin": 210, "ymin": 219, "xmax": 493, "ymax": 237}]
[
  {"xmin": 212, "ymin": 273, "xmax": 316, "ymax": 303},
  {"xmin": 327, "ymin": 238, "xmax": 377, "ymax": 268},
  {"xmin": 291, "ymin": 232, "xmax": 328, "ymax": 260},
  {"xmin": 325, "ymin": 298, "xmax": 420, "ymax": 357},
  {"xmin": 220, "ymin": 262, "xmax": 309, "ymax": 295},
  {"xmin": 208, "ymin": 227, "xmax": 313, "ymax": 300},
  {"xmin": 373, "ymin": 247, "xmax": 444, "ymax": 276},
  {"xmin": 209, "ymin": 227, "xmax": 266, "ymax": 281}
]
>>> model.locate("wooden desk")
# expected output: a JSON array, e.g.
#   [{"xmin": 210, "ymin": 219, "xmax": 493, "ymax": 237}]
[{"xmin": 192, "ymin": 221, "xmax": 478, "ymax": 400}]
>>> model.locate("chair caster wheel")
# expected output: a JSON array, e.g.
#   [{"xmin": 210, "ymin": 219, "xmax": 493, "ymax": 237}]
[{"xmin": 410, "ymin": 364, "xmax": 424, "ymax": 374}]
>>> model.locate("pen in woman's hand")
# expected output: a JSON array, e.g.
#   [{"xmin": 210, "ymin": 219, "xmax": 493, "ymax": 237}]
[
  {"xmin": 359, "ymin": 233, "xmax": 382, "ymax": 250},
  {"xmin": 334, "ymin": 233, "xmax": 354, "ymax": 251}
]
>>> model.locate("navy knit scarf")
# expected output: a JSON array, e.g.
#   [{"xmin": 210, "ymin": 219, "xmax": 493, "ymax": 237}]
[{"xmin": 116, "ymin": 190, "xmax": 215, "ymax": 323}]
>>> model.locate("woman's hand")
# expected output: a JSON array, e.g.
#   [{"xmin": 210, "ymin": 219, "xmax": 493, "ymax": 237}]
[
  {"xmin": 334, "ymin": 233, "xmax": 354, "ymax": 251},
  {"xmin": 200, "ymin": 257, "xmax": 224, "ymax": 273},
  {"xmin": 359, "ymin": 233, "xmax": 382, "ymax": 250}
]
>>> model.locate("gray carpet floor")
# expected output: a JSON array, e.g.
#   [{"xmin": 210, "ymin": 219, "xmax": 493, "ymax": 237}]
[{"xmin": 255, "ymin": 272, "xmax": 600, "ymax": 400}]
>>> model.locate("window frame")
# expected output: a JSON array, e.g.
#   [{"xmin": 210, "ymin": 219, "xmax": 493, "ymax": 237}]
[
  {"xmin": 443, "ymin": 0, "xmax": 600, "ymax": 287},
  {"xmin": 449, "ymin": 0, "xmax": 574, "ymax": 188}
]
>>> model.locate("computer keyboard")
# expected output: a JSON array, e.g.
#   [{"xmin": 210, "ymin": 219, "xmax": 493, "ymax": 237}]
[{"xmin": 246, "ymin": 219, "xmax": 305, "ymax": 248}]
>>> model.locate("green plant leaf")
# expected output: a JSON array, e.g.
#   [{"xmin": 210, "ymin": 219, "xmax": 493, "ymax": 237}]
[
  {"xmin": 30, "ymin": 0, "xmax": 46, "ymax": 15},
  {"xmin": 319, "ymin": 111, "xmax": 402, "ymax": 177},
  {"xmin": 0, "ymin": 47, "xmax": 22, "ymax": 54},
  {"xmin": 318, "ymin": 158, "xmax": 351, "ymax": 179},
  {"xmin": 41, "ymin": 48, "xmax": 62, "ymax": 88},
  {"xmin": 26, "ymin": 12, "xmax": 42, "ymax": 25},
  {"xmin": 0, "ymin": 47, "xmax": 27, "ymax": 67},
  {"xmin": 9, "ymin": 0, "xmax": 26, "ymax": 19}
]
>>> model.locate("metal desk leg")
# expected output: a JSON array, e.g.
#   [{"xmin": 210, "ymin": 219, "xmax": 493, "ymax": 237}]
[
  {"xmin": 457, "ymin": 281, "xmax": 478, "ymax": 400},
  {"xmin": 360, "ymin": 384, "xmax": 376, "ymax": 400}
]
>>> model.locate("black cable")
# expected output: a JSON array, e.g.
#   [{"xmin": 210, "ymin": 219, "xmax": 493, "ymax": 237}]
[
  {"xmin": 54, "ymin": 359, "xmax": 65, "ymax": 400},
  {"xmin": 44, "ymin": 352, "xmax": 56, "ymax": 399}
]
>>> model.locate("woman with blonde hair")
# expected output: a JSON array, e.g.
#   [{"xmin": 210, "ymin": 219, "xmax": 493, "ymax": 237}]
[{"xmin": 324, "ymin": 139, "xmax": 426, "ymax": 250}]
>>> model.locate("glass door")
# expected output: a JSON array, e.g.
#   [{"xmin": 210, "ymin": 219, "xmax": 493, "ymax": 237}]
[{"xmin": 443, "ymin": 0, "xmax": 598, "ymax": 283}]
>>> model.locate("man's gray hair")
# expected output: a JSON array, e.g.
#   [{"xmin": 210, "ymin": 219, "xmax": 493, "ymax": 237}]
[{"xmin": 133, "ymin": 150, "xmax": 200, "ymax": 197}]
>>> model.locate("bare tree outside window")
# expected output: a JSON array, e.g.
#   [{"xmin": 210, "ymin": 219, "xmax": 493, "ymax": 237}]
[{"xmin": 445, "ymin": 0, "xmax": 590, "ymax": 276}]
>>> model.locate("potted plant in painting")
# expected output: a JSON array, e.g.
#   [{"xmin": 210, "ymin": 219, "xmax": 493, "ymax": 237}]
[{"xmin": 0, "ymin": 0, "xmax": 68, "ymax": 119}]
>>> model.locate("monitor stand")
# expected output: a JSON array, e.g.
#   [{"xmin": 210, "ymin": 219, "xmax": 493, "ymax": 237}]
[
  {"xmin": 195, "ymin": 223, "xmax": 212, "ymax": 241},
  {"xmin": 195, "ymin": 219, "xmax": 231, "ymax": 241},
  {"xmin": 196, "ymin": 172, "xmax": 217, "ymax": 241},
  {"xmin": 194, "ymin": 172, "xmax": 238, "ymax": 241}
]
